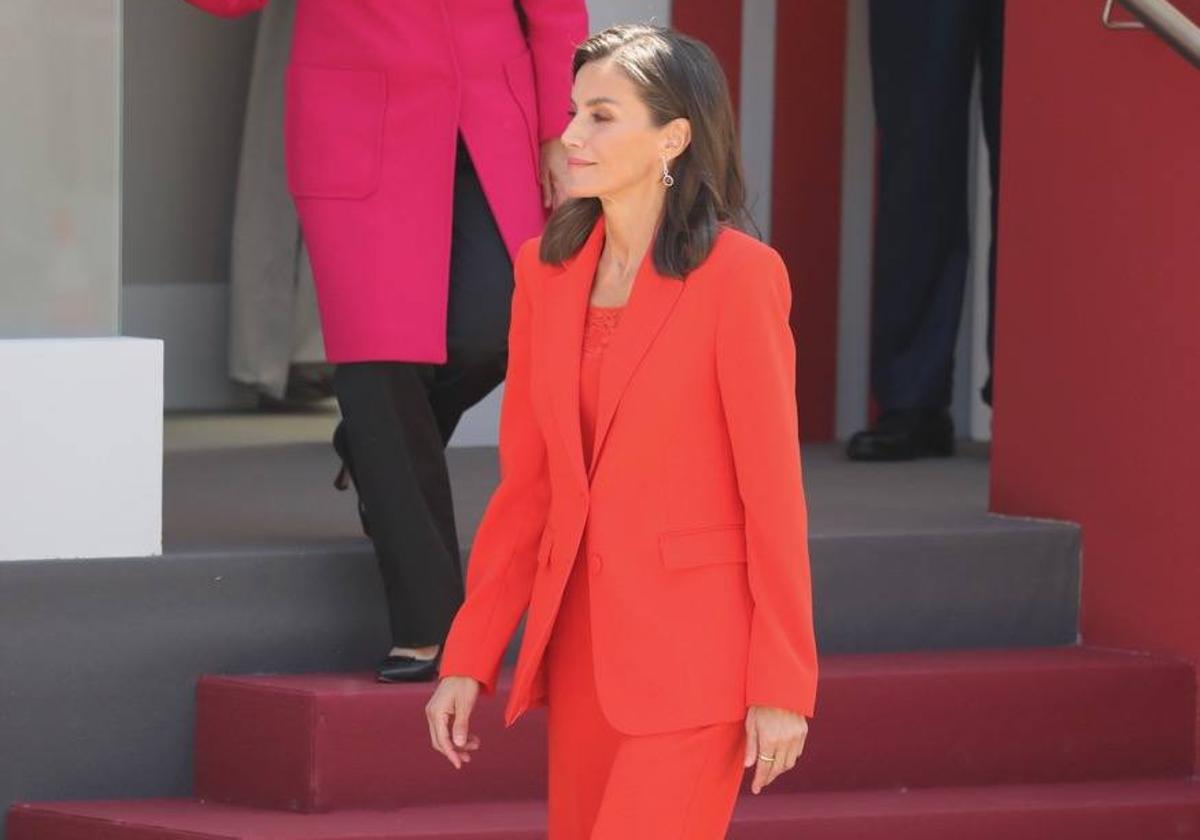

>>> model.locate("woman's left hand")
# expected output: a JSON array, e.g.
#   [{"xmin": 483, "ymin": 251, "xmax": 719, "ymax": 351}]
[
  {"xmin": 744, "ymin": 705, "xmax": 808, "ymax": 794},
  {"xmin": 539, "ymin": 138, "xmax": 569, "ymax": 210}
]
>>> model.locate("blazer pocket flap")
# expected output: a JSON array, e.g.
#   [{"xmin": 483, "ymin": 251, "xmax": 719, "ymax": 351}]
[{"xmin": 659, "ymin": 524, "xmax": 747, "ymax": 569}]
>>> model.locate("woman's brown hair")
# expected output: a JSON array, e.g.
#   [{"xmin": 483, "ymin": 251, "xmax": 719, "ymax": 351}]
[{"xmin": 538, "ymin": 23, "xmax": 758, "ymax": 278}]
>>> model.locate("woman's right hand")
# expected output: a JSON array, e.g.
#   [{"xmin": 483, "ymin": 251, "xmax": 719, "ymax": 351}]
[{"xmin": 425, "ymin": 675, "xmax": 482, "ymax": 769}]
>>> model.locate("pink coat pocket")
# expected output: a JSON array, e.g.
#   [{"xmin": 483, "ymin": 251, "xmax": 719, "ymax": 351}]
[{"xmin": 284, "ymin": 64, "xmax": 387, "ymax": 199}]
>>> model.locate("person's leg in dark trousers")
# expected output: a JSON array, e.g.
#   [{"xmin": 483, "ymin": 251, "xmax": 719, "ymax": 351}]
[
  {"xmin": 429, "ymin": 133, "xmax": 514, "ymax": 446},
  {"xmin": 978, "ymin": 0, "xmax": 1005, "ymax": 409},
  {"xmin": 334, "ymin": 363, "xmax": 464, "ymax": 656},
  {"xmin": 848, "ymin": 0, "xmax": 1002, "ymax": 460},
  {"xmin": 332, "ymin": 133, "xmax": 513, "ymax": 679}
]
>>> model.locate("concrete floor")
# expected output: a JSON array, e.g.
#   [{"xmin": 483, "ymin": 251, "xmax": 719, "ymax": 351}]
[{"xmin": 162, "ymin": 412, "xmax": 1004, "ymax": 553}]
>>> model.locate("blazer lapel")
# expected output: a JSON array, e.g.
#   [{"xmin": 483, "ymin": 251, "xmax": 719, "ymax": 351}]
[
  {"xmin": 542, "ymin": 214, "xmax": 685, "ymax": 490},
  {"xmin": 543, "ymin": 219, "xmax": 599, "ymax": 493},
  {"xmin": 588, "ymin": 233, "xmax": 684, "ymax": 482}
]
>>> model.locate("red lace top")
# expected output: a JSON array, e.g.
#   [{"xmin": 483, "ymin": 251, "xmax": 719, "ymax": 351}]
[{"xmin": 579, "ymin": 304, "xmax": 624, "ymax": 473}]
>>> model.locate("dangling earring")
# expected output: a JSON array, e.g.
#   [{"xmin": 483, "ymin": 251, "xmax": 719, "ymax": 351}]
[{"xmin": 661, "ymin": 155, "xmax": 675, "ymax": 188}]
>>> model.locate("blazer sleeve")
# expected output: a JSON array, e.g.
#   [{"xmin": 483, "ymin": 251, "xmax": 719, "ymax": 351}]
[
  {"xmin": 438, "ymin": 239, "xmax": 551, "ymax": 696},
  {"xmin": 182, "ymin": 0, "xmax": 268, "ymax": 18},
  {"xmin": 714, "ymin": 247, "xmax": 819, "ymax": 719},
  {"xmin": 517, "ymin": 0, "xmax": 589, "ymax": 143}
]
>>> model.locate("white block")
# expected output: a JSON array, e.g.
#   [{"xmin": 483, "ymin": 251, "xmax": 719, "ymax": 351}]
[{"xmin": 0, "ymin": 337, "xmax": 163, "ymax": 560}]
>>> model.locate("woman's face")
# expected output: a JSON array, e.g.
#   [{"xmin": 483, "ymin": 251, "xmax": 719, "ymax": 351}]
[{"xmin": 560, "ymin": 59, "xmax": 685, "ymax": 201}]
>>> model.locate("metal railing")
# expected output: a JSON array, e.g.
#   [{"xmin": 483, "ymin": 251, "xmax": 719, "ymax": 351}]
[{"xmin": 1103, "ymin": 0, "xmax": 1200, "ymax": 68}]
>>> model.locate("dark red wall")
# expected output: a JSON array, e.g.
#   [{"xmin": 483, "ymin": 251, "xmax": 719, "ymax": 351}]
[
  {"xmin": 991, "ymin": 0, "xmax": 1200, "ymax": 759},
  {"xmin": 770, "ymin": 3, "xmax": 846, "ymax": 441},
  {"xmin": 670, "ymin": 0, "xmax": 743, "ymax": 116},
  {"xmin": 674, "ymin": 0, "xmax": 846, "ymax": 441}
]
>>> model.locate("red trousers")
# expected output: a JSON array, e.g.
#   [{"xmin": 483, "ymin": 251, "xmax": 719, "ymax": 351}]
[{"xmin": 543, "ymin": 536, "xmax": 746, "ymax": 838}]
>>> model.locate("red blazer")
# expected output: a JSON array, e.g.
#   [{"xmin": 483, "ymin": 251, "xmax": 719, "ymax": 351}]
[{"xmin": 440, "ymin": 214, "xmax": 818, "ymax": 736}]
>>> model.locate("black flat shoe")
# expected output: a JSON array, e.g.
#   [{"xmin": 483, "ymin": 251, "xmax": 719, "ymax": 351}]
[
  {"xmin": 846, "ymin": 407, "xmax": 955, "ymax": 461},
  {"xmin": 376, "ymin": 649, "xmax": 442, "ymax": 683}
]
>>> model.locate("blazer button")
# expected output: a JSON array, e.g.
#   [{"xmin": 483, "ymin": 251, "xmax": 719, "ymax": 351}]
[{"xmin": 589, "ymin": 551, "xmax": 603, "ymax": 573}]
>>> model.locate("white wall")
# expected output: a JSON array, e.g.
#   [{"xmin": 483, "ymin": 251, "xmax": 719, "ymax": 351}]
[
  {"xmin": 835, "ymin": 0, "xmax": 876, "ymax": 443},
  {"xmin": 587, "ymin": 0, "xmax": 671, "ymax": 30},
  {"xmin": 0, "ymin": 0, "xmax": 120, "ymax": 339},
  {"xmin": 0, "ymin": 338, "xmax": 163, "ymax": 561},
  {"xmin": 738, "ymin": 0, "xmax": 776, "ymax": 240}
]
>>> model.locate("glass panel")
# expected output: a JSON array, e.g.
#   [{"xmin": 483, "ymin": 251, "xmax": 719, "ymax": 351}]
[{"xmin": 0, "ymin": 1, "xmax": 121, "ymax": 338}]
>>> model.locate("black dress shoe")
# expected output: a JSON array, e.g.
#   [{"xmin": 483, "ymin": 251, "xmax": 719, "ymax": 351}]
[
  {"xmin": 377, "ymin": 649, "xmax": 442, "ymax": 683},
  {"xmin": 846, "ymin": 407, "xmax": 955, "ymax": 461}
]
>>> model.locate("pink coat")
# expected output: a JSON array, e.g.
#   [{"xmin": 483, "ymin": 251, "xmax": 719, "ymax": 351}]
[{"xmin": 185, "ymin": 0, "xmax": 588, "ymax": 363}]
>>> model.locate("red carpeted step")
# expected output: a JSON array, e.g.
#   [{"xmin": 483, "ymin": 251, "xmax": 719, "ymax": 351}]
[
  {"xmin": 194, "ymin": 645, "xmax": 1194, "ymax": 813},
  {"xmin": 194, "ymin": 671, "xmax": 549, "ymax": 812},
  {"xmin": 6, "ymin": 798, "xmax": 546, "ymax": 840},
  {"xmin": 726, "ymin": 778, "xmax": 1200, "ymax": 839},
  {"xmin": 10, "ymin": 779, "xmax": 1200, "ymax": 839}
]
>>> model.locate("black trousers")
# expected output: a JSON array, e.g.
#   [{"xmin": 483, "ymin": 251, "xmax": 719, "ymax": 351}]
[
  {"xmin": 333, "ymin": 132, "xmax": 513, "ymax": 648},
  {"xmin": 868, "ymin": 0, "xmax": 1005, "ymax": 411}
]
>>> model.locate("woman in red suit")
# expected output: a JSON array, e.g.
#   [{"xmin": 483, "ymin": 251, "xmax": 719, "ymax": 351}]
[{"xmin": 426, "ymin": 24, "xmax": 818, "ymax": 837}]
